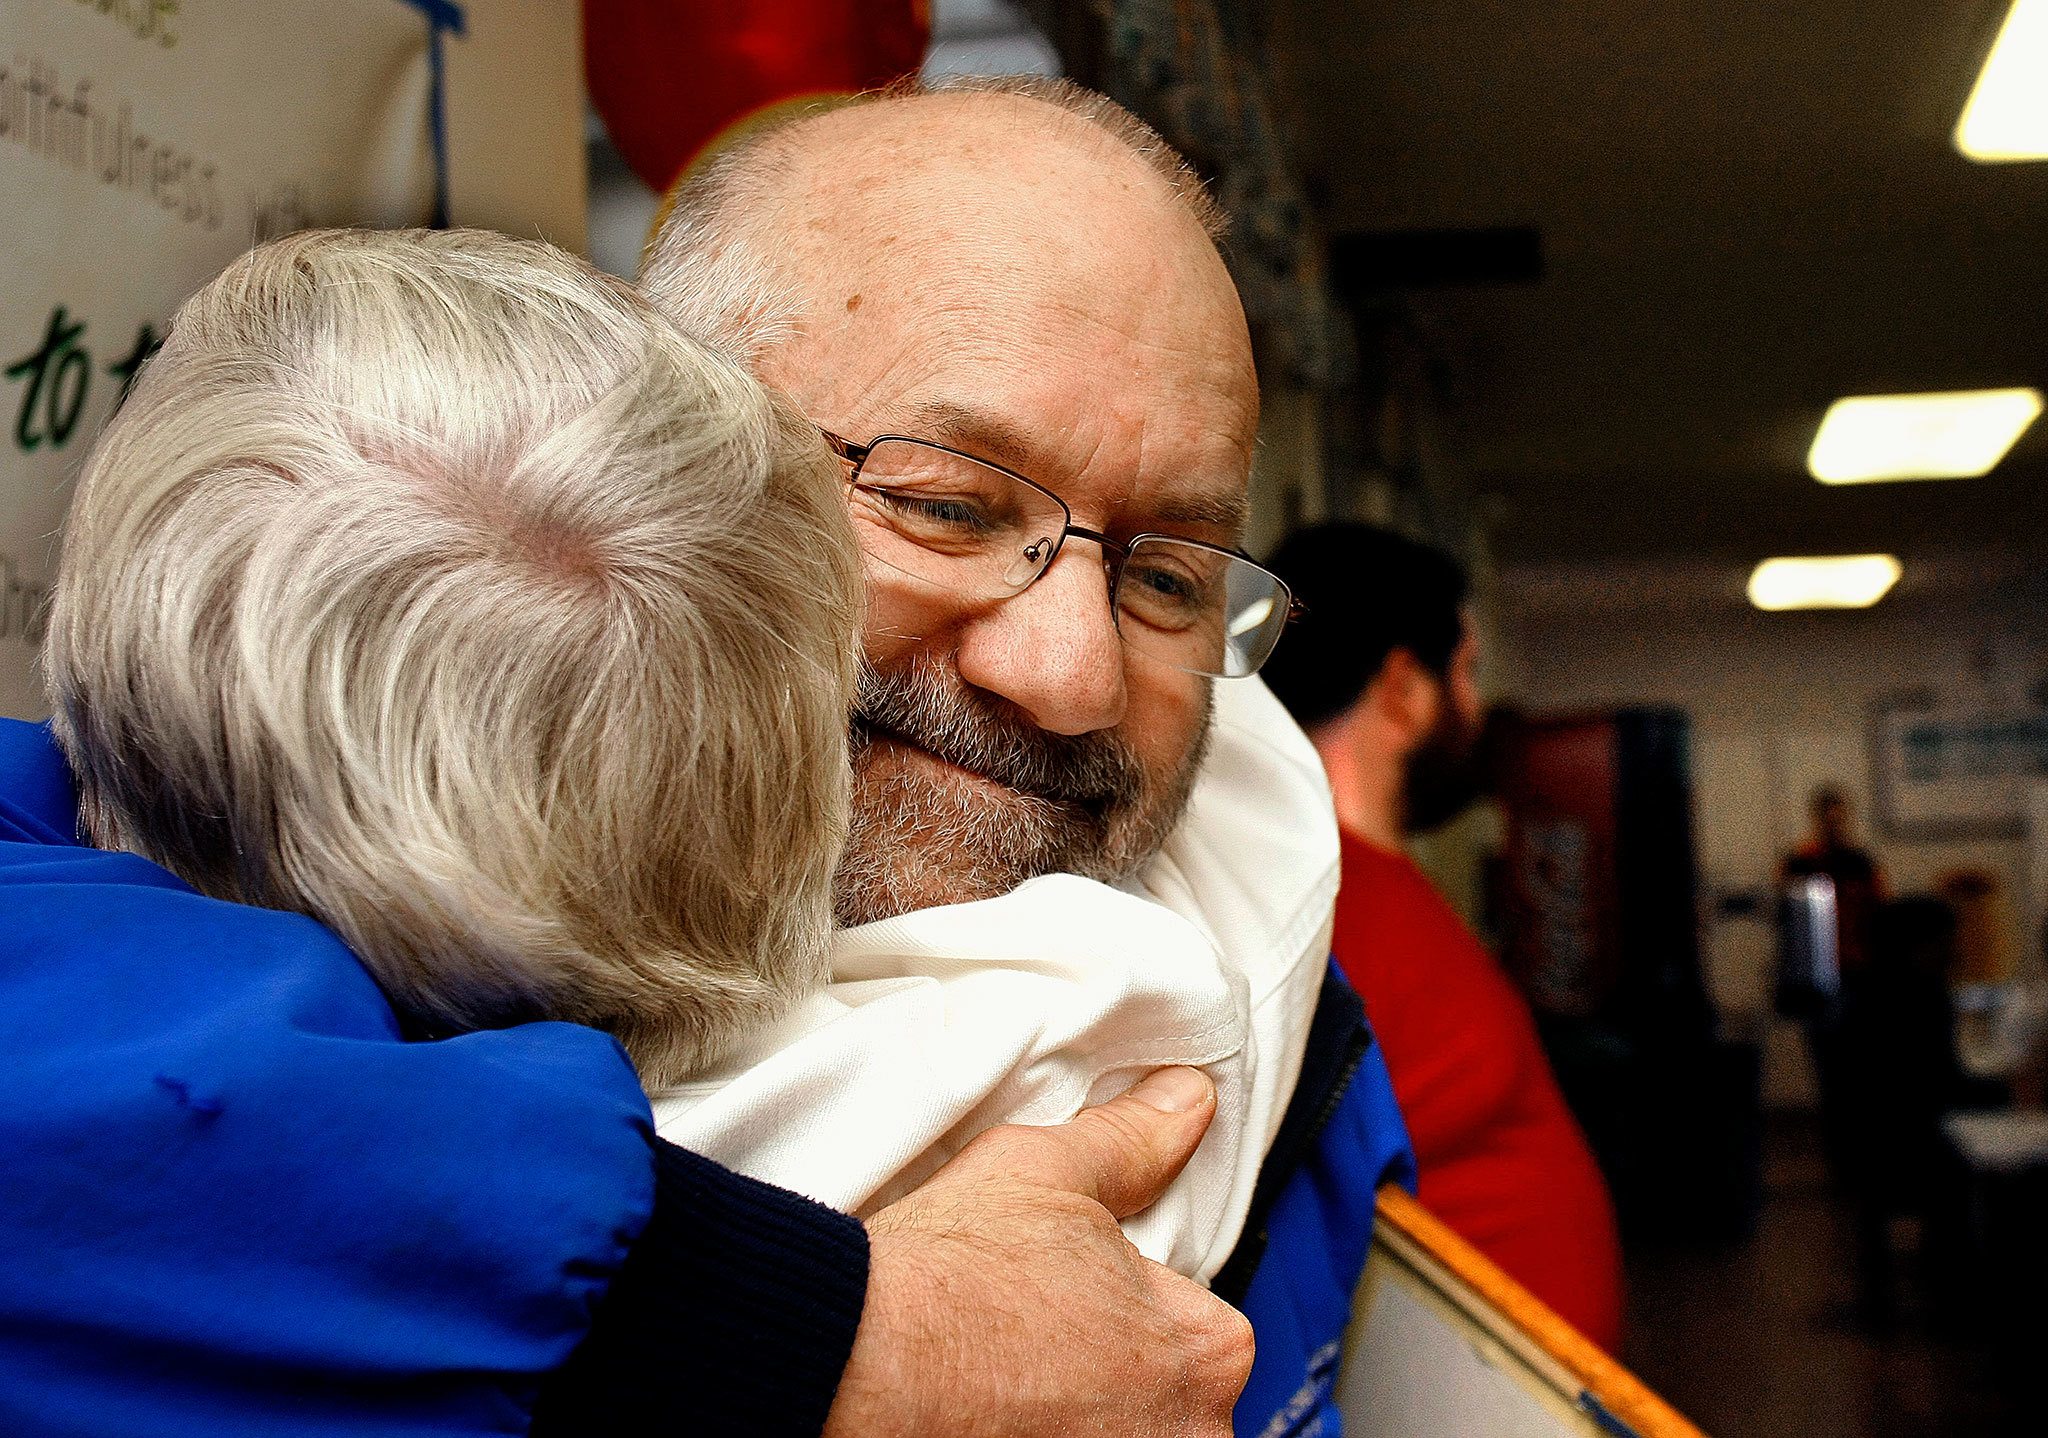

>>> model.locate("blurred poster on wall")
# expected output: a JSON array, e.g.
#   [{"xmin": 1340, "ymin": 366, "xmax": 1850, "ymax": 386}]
[
  {"xmin": 0, "ymin": 0, "xmax": 583, "ymax": 719},
  {"xmin": 1874, "ymin": 692, "xmax": 2048, "ymax": 839}
]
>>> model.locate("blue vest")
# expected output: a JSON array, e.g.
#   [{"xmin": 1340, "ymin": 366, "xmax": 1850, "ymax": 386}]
[{"xmin": 1223, "ymin": 966, "xmax": 1417, "ymax": 1438}]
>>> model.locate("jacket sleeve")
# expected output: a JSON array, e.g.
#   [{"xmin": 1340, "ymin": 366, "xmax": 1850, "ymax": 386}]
[
  {"xmin": 0, "ymin": 850, "xmax": 867, "ymax": 1438},
  {"xmin": 531, "ymin": 1139, "xmax": 870, "ymax": 1437}
]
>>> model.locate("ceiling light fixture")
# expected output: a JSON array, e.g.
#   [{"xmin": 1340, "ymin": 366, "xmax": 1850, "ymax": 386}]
[
  {"xmin": 1806, "ymin": 387, "xmax": 2042, "ymax": 484},
  {"xmin": 1747, "ymin": 555, "xmax": 1902, "ymax": 612},
  {"xmin": 1958, "ymin": 0, "xmax": 2048, "ymax": 161}
]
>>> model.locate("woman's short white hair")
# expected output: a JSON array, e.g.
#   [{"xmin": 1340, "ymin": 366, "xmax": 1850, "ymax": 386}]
[{"xmin": 43, "ymin": 228, "xmax": 861, "ymax": 1085}]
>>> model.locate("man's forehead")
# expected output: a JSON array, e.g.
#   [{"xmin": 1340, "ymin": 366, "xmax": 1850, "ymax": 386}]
[
  {"xmin": 773, "ymin": 95, "xmax": 1235, "ymax": 307},
  {"xmin": 754, "ymin": 93, "xmax": 1259, "ymax": 540},
  {"xmin": 898, "ymin": 396, "xmax": 1251, "ymax": 540}
]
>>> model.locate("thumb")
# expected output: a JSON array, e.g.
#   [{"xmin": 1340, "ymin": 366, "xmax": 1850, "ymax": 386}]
[{"xmin": 983, "ymin": 1066, "xmax": 1218, "ymax": 1219}]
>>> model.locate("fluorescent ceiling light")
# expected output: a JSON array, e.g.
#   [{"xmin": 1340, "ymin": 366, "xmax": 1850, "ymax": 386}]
[
  {"xmin": 1807, "ymin": 388, "xmax": 2042, "ymax": 484},
  {"xmin": 1958, "ymin": 1, "xmax": 2048, "ymax": 161},
  {"xmin": 1748, "ymin": 555, "xmax": 1902, "ymax": 612}
]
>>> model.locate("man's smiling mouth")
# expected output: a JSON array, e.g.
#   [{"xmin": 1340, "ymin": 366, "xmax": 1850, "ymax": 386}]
[
  {"xmin": 852, "ymin": 723, "xmax": 1112, "ymax": 818},
  {"xmin": 870, "ymin": 731, "xmax": 1000, "ymax": 787}
]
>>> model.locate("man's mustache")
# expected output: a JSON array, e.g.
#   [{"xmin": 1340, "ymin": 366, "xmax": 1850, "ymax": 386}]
[{"xmin": 851, "ymin": 657, "xmax": 1143, "ymax": 812}]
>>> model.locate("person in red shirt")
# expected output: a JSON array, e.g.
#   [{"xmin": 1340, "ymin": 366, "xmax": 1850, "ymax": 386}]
[{"xmin": 1264, "ymin": 523, "xmax": 1624, "ymax": 1351}]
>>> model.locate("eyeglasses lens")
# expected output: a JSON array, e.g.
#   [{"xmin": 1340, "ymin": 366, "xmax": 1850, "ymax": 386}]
[
  {"xmin": 1114, "ymin": 537, "xmax": 1291, "ymax": 678},
  {"xmin": 844, "ymin": 439, "xmax": 1291, "ymax": 678},
  {"xmin": 847, "ymin": 439, "xmax": 1064, "ymax": 597}
]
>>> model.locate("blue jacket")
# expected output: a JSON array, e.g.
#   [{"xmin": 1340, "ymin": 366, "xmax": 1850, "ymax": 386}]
[
  {"xmin": 2, "ymin": 712, "xmax": 1404, "ymax": 1437},
  {"xmin": 0, "ymin": 719, "xmax": 866, "ymax": 1438},
  {"xmin": 1223, "ymin": 966, "xmax": 1418, "ymax": 1438}
]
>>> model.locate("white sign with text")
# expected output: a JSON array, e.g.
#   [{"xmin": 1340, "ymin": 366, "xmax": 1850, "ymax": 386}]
[{"xmin": 0, "ymin": 0, "xmax": 583, "ymax": 718}]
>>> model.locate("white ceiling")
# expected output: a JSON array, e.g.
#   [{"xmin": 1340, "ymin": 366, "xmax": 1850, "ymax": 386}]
[{"xmin": 1270, "ymin": 0, "xmax": 2048, "ymax": 569}]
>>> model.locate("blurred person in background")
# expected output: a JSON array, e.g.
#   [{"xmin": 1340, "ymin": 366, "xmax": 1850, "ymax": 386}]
[
  {"xmin": 1782, "ymin": 784, "xmax": 1887, "ymax": 976},
  {"xmin": 1265, "ymin": 521, "xmax": 1624, "ymax": 1351},
  {"xmin": 1780, "ymin": 784, "xmax": 1889, "ymax": 1182}
]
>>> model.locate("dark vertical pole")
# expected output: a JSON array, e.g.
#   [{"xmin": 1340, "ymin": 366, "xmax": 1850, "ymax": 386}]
[{"xmin": 399, "ymin": 0, "xmax": 469, "ymax": 229}]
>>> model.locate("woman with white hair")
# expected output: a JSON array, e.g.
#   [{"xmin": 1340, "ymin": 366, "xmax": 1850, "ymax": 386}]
[
  {"xmin": 45, "ymin": 227, "xmax": 862, "ymax": 1082},
  {"xmin": 0, "ymin": 227, "xmax": 872, "ymax": 1437}
]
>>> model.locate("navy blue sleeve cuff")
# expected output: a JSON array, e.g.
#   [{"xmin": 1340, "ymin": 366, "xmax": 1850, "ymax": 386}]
[{"xmin": 530, "ymin": 1138, "xmax": 870, "ymax": 1437}]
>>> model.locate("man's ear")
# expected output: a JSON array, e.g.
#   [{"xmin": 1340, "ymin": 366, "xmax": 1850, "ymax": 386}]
[{"xmin": 1368, "ymin": 648, "xmax": 1442, "ymax": 751}]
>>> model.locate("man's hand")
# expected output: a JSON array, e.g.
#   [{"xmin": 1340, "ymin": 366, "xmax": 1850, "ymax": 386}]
[{"xmin": 823, "ymin": 1067, "xmax": 1253, "ymax": 1438}]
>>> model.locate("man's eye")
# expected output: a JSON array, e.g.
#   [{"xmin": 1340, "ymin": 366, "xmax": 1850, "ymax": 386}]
[
  {"xmin": 1130, "ymin": 563, "xmax": 1200, "ymax": 602},
  {"xmin": 904, "ymin": 496, "xmax": 985, "ymax": 527},
  {"xmin": 859, "ymin": 485, "xmax": 1028, "ymax": 559},
  {"xmin": 871, "ymin": 487, "xmax": 995, "ymax": 533},
  {"xmin": 1120, "ymin": 561, "xmax": 1213, "ymax": 632}
]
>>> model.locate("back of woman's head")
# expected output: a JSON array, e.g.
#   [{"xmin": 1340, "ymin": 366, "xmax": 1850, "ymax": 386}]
[{"xmin": 43, "ymin": 228, "xmax": 861, "ymax": 1084}]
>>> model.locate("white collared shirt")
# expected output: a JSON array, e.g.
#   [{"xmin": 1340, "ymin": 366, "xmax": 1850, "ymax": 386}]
[{"xmin": 650, "ymin": 677, "xmax": 1339, "ymax": 1284}]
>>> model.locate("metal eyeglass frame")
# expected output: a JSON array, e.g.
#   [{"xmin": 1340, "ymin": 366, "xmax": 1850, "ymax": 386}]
[{"xmin": 821, "ymin": 429, "xmax": 1300, "ymax": 673}]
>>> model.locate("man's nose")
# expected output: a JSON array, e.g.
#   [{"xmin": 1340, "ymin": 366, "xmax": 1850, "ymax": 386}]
[{"xmin": 953, "ymin": 546, "xmax": 1128, "ymax": 736}]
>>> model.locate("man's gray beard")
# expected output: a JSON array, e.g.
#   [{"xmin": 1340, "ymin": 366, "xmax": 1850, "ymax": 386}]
[{"xmin": 834, "ymin": 653, "xmax": 1213, "ymax": 927}]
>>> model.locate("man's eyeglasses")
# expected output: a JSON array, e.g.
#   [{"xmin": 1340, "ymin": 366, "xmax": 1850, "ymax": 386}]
[{"xmin": 824, "ymin": 431, "xmax": 1296, "ymax": 680}]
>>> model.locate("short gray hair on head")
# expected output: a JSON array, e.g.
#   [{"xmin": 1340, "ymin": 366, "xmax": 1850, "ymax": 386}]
[
  {"xmin": 921, "ymin": 74, "xmax": 1225, "ymax": 239},
  {"xmin": 639, "ymin": 73, "xmax": 1225, "ymax": 365},
  {"xmin": 43, "ymin": 228, "xmax": 861, "ymax": 1085}
]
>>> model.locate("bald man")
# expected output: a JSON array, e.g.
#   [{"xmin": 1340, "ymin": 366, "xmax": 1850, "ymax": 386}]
[
  {"xmin": 641, "ymin": 77, "xmax": 1415, "ymax": 1438},
  {"xmin": 647, "ymin": 80, "xmax": 1251, "ymax": 926}
]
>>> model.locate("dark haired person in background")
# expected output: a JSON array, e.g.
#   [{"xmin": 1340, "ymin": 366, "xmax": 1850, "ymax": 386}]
[{"xmin": 1264, "ymin": 520, "xmax": 1624, "ymax": 1350}]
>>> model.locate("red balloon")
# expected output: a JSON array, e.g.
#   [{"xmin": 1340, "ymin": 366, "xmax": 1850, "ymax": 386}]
[{"xmin": 585, "ymin": 0, "xmax": 930, "ymax": 193}]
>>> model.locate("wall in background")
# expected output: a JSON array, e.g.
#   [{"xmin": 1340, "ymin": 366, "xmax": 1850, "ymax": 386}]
[
  {"xmin": 1498, "ymin": 560, "xmax": 2048, "ymax": 1105},
  {"xmin": 1, "ymin": 0, "xmax": 588, "ymax": 720}
]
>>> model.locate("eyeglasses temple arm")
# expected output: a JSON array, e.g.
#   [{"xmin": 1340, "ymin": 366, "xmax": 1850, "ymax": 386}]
[{"xmin": 820, "ymin": 429, "xmax": 870, "ymax": 467}]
